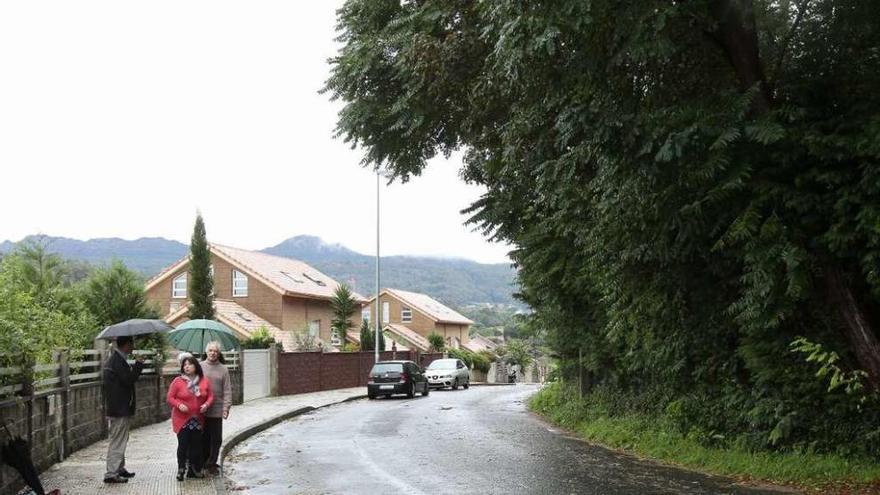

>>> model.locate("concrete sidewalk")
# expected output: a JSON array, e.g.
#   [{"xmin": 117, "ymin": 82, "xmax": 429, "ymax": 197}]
[{"xmin": 38, "ymin": 387, "xmax": 364, "ymax": 495}]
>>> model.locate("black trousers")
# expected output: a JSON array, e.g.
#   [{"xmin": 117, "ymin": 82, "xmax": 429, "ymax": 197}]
[
  {"xmin": 176, "ymin": 427, "xmax": 203, "ymax": 471},
  {"xmin": 201, "ymin": 417, "xmax": 223, "ymax": 467}
]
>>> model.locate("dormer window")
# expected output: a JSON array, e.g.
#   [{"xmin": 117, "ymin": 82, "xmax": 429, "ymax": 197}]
[
  {"xmin": 232, "ymin": 270, "xmax": 248, "ymax": 297},
  {"xmin": 281, "ymin": 271, "xmax": 304, "ymax": 283},
  {"xmin": 172, "ymin": 274, "xmax": 187, "ymax": 298}
]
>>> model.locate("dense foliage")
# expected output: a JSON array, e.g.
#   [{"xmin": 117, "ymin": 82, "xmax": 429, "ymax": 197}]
[
  {"xmin": 81, "ymin": 260, "xmax": 160, "ymax": 327},
  {"xmin": 326, "ymin": 0, "xmax": 880, "ymax": 457},
  {"xmin": 0, "ymin": 240, "xmax": 162, "ymax": 368},
  {"xmin": 241, "ymin": 327, "xmax": 279, "ymax": 350},
  {"xmin": 188, "ymin": 213, "xmax": 215, "ymax": 320}
]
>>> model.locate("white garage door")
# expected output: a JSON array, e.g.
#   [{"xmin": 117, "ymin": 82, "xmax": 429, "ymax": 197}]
[{"xmin": 243, "ymin": 349, "xmax": 270, "ymax": 402}]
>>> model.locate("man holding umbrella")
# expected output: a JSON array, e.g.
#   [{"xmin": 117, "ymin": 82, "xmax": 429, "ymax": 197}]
[{"xmin": 102, "ymin": 336, "xmax": 144, "ymax": 484}]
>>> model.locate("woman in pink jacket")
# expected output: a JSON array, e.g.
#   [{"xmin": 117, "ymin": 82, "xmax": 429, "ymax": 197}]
[{"xmin": 167, "ymin": 355, "xmax": 214, "ymax": 480}]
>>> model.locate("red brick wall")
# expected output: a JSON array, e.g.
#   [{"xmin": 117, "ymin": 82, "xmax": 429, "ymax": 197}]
[{"xmin": 277, "ymin": 351, "xmax": 449, "ymax": 395}]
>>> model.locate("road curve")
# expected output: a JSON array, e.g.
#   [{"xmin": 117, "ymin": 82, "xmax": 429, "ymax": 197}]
[{"xmin": 225, "ymin": 384, "xmax": 787, "ymax": 495}]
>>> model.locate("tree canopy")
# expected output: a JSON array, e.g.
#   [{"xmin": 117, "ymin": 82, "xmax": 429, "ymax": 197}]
[{"xmin": 325, "ymin": 0, "xmax": 880, "ymax": 456}]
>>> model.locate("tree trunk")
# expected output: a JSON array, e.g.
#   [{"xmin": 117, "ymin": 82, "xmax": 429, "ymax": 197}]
[
  {"xmin": 709, "ymin": 0, "xmax": 773, "ymax": 113},
  {"xmin": 825, "ymin": 265, "xmax": 880, "ymax": 391}
]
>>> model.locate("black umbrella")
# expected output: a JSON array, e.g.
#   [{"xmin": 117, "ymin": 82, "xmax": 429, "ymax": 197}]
[
  {"xmin": 1, "ymin": 422, "xmax": 45, "ymax": 495},
  {"xmin": 95, "ymin": 318, "xmax": 173, "ymax": 340}
]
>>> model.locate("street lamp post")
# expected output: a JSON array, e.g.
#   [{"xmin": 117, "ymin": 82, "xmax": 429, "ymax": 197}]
[{"xmin": 375, "ymin": 170, "xmax": 381, "ymax": 363}]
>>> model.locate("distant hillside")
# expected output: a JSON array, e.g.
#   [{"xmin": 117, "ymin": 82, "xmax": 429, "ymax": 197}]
[
  {"xmin": 0, "ymin": 235, "xmax": 189, "ymax": 274},
  {"xmin": 262, "ymin": 236, "xmax": 518, "ymax": 307},
  {"xmin": 0, "ymin": 235, "xmax": 518, "ymax": 307}
]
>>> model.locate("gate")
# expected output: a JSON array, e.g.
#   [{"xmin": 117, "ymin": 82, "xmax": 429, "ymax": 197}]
[{"xmin": 243, "ymin": 349, "xmax": 270, "ymax": 402}]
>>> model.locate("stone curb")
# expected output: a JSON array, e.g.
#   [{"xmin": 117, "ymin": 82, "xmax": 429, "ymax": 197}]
[{"xmin": 213, "ymin": 394, "xmax": 366, "ymax": 494}]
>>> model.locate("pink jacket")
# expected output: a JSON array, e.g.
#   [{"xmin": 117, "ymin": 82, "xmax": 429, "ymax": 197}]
[{"xmin": 167, "ymin": 375, "xmax": 214, "ymax": 433}]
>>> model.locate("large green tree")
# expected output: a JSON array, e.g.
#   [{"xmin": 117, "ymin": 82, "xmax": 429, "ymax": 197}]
[
  {"xmin": 81, "ymin": 260, "xmax": 159, "ymax": 327},
  {"xmin": 325, "ymin": 0, "xmax": 880, "ymax": 455},
  {"xmin": 188, "ymin": 213, "xmax": 214, "ymax": 320}
]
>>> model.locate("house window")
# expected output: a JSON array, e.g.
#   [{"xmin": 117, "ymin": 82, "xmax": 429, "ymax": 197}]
[
  {"xmin": 401, "ymin": 306, "xmax": 412, "ymax": 323},
  {"xmin": 308, "ymin": 320, "xmax": 320, "ymax": 338},
  {"xmin": 232, "ymin": 270, "xmax": 248, "ymax": 297},
  {"xmin": 382, "ymin": 302, "xmax": 390, "ymax": 324},
  {"xmin": 330, "ymin": 329, "xmax": 341, "ymax": 347},
  {"xmin": 172, "ymin": 274, "xmax": 187, "ymax": 298},
  {"xmin": 362, "ymin": 308, "xmax": 371, "ymax": 323}
]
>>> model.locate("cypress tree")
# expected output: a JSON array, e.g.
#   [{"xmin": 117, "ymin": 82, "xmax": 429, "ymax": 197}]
[
  {"xmin": 359, "ymin": 319, "xmax": 374, "ymax": 352},
  {"xmin": 188, "ymin": 212, "xmax": 214, "ymax": 320}
]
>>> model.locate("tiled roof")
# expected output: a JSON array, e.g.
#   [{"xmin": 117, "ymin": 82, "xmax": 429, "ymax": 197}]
[
  {"xmin": 212, "ymin": 244, "xmax": 368, "ymax": 302},
  {"xmin": 383, "ymin": 323, "xmax": 431, "ymax": 352},
  {"xmin": 463, "ymin": 334, "xmax": 498, "ymax": 353},
  {"xmin": 213, "ymin": 299, "xmax": 282, "ymax": 340},
  {"xmin": 381, "ymin": 288, "xmax": 473, "ymax": 325}
]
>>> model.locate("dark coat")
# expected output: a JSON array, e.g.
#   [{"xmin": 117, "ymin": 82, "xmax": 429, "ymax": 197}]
[{"xmin": 103, "ymin": 350, "xmax": 144, "ymax": 417}]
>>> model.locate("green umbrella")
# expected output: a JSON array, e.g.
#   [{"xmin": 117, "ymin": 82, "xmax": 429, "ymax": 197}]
[{"xmin": 168, "ymin": 319, "xmax": 240, "ymax": 353}]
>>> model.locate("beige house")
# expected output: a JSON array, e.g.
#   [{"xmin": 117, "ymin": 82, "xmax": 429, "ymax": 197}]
[
  {"xmin": 363, "ymin": 288, "xmax": 473, "ymax": 351},
  {"xmin": 144, "ymin": 244, "xmax": 367, "ymax": 350}
]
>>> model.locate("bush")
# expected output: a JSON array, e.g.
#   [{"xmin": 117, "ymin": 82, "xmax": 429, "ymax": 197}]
[
  {"xmin": 292, "ymin": 329, "xmax": 331, "ymax": 352},
  {"xmin": 447, "ymin": 347, "xmax": 485, "ymax": 371},
  {"xmin": 470, "ymin": 352, "xmax": 491, "ymax": 373},
  {"xmin": 241, "ymin": 326, "xmax": 277, "ymax": 349},
  {"xmin": 427, "ymin": 332, "xmax": 445, "ymax": 352}
]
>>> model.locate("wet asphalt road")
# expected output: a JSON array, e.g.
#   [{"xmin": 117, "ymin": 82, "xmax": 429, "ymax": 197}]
[{"xmin": 225, "ymin": 384, "xmax": 787, "ymax": 495}]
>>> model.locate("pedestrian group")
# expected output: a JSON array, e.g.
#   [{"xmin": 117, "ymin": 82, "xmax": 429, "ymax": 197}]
[{"xmin": 101, "ymin": 338, "xmax": 232, "ymax": 484}]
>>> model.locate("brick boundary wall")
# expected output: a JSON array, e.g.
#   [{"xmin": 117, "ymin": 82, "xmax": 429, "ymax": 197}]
[
  {"xmin": 0, "ymin": 363, "xmax": 242, "ymax": 495},
  {"xmin": 277, "ymin": 351, "xmax": 444, "ymax": 396}
]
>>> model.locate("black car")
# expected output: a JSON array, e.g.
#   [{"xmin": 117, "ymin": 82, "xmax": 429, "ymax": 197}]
[{"xmin": 367, "ymin": 360, "xmax": 430, "ymax": 399}]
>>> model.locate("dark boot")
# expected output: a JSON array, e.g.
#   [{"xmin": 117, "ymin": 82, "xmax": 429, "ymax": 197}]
[{"xmin": 176, "ymin": 468, "xmax": 185, "ymax": 481}]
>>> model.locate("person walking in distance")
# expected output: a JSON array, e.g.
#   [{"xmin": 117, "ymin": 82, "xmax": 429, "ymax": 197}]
[
  {"xmin": 200, "ymin": 341, "xmax": 231, "ymax": 475},
  {"xmin": 102, "ymin": 336, "xmax": 144, "ymax": 484},
  {"xmin": 167, "ymin": 355, "xmax": 214, "ymax": 480}
]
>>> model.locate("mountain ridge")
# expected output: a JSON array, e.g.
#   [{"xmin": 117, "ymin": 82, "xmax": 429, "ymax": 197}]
[{"xmin": 0, "ymin": 234, "xmax": 517, "ymax": 307}]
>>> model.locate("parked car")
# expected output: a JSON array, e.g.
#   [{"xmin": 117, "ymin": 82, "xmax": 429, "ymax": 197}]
[
  {"xmin": 425, "ymin": 358, "xmax": 470, "ymax": 390},
  {"xmin": 367, "ymin": 360, "xmax": 429, "ymax": 399}
]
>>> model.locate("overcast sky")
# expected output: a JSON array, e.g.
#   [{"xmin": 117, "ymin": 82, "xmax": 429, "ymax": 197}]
[{"xmin": 0, "ymin": 1, "xmax": 512, "ymax": 264}]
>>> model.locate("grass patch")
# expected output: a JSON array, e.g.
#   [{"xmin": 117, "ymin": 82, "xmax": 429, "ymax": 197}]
[{"xmin": 529, "ymin": 383, "xmax": 880, "ymax": 493}]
